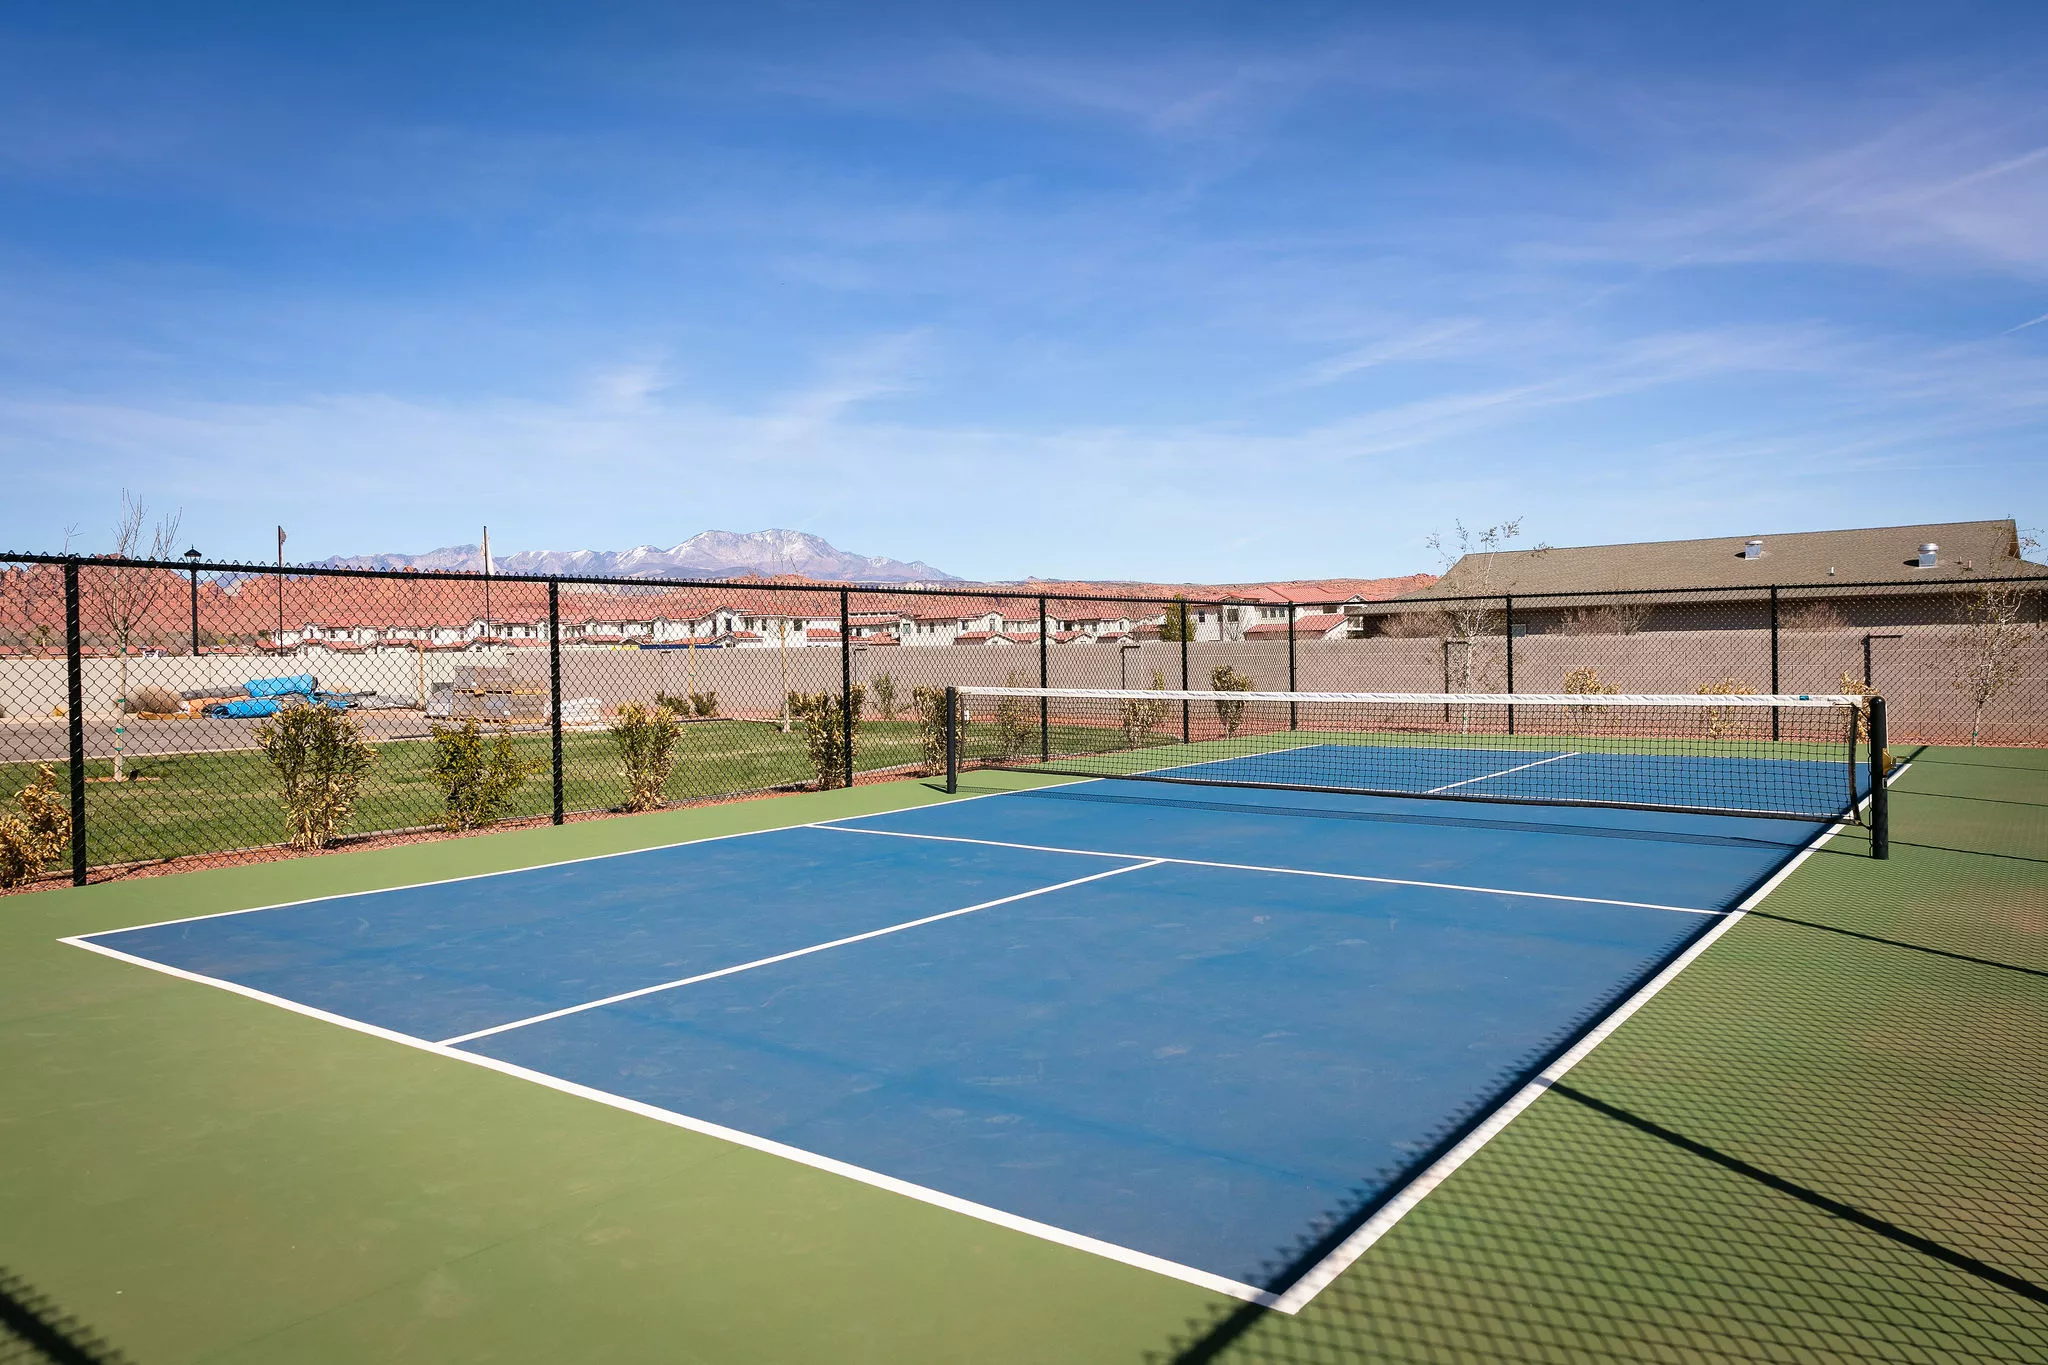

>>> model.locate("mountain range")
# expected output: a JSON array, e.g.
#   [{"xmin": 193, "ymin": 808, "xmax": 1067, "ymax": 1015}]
[{"xmin": 317, "ymin": 529, "xmax": 959, "ymax": 583}]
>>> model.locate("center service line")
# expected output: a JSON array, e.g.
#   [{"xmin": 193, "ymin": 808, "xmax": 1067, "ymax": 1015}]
[{"xmin": 437, "ymin": 858, "xmax": 1164, "ymax": 1047}]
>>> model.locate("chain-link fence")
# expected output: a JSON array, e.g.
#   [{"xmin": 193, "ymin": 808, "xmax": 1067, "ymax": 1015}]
[{"xmin": 1, "ymin": 554, "xmax": 2041, "ymax": 886}]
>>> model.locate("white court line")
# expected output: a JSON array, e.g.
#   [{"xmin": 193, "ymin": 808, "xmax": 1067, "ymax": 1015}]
[
  {"xmin": 1264, "ymin": 759, "xmax": 1913, "ymax": 1313},
  {"xmin": 59, "ymin": 931, "xmax": 1276, "ymax": 1310},
  {"xmin": 1427, "ymin": 751, "xmax": 1580, "ymax": 793},
  {"xmin": 817, "ymin": 823, "xmax": 1716, "ymax": 916},
  {"xmin": 72, "ymin": 773, "xmax": 1095, "ymax": 943},
  {"xmin": 437, "ymin": 858, "xmax": 1162, "ymax": 1046}
]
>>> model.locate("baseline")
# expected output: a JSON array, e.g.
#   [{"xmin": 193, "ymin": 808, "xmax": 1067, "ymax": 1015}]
[{"xmin": 59, "ymin": 932, "xmax": 1276, "ymax": 1309}]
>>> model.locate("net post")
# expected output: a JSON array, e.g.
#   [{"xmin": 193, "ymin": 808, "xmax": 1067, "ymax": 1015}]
[
  {"xmin": 1769, "ymin": 586, "xmax": 1781, "ymax": 741},
  {"xmin": 1867, "ymin": 695, "xmax": 1888, "ymax": 859},
  {"xmin": 1178, "ymin": 600, "xmax": 1190, "ymax": 744},
  {"xmin": 839, "ymin": 589, "xmax": 853, "ymax": 790},
  {"xmin": 549, "ymin": 579, "xmax": 564, "ymax": 825},
  {"xmin": 1504, "ymin": 593, "xmax": 1515, "ymax": 735},
  {"xmin": 943, "ymin": 686, "xmax": 959, "ymax": 793},
  {"xmin": 64, "ymin": 560, "xmax": 87, "ymax": 887},
  {"xmin": 1037, "ymin": 596, "xmax": 1049, "ymax": 761},
  {"xmin": 1286, "ymin": 605, "xmax": 1298, "ymax": 730}
]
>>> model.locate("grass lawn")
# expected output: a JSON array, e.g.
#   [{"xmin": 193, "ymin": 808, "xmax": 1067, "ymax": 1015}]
[{"xmin": 0, "ymin": 719, "xmax": 937, "ymax": 871}]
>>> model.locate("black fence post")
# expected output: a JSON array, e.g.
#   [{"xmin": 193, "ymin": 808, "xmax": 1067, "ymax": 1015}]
[
  {"xmin": 1037, "ymin": 595, "xmax": 1049, "ymax": 761},
  {"xmin": 1179, "ymin": 603, "xmax": 1190, "ymax": 744},
  {"xmin": 64, "ymin": 561, "xmax": 86, "ymax": 887},
  {"xmin": 1286, "ymin": 605, "xmax": 1298, "ymax": 731},
  {"xmin": 1769, "ymin": 585, "xmax": 1781, "ymax": 741},
  {"xmin": 944, "ymin": 685, "xmax": 959, "ymax": 794},
  {"xmin": 188, "ymin": 563, "xmax": 200, "ymax": 658},
  {"xmin": 549, "ymin": 579, "xmax": 564, "ymax": 825},
  {"xmin": 840, "ymin": 589, "xmax": 854, "ymax": 790},
  {"xmin": 1868, "ymin": 695, "xmax": 1888, "ymax": 860},
  {"xmin": 1504, "ymin": 593, "xmax": 1516, "ymax": 735}
]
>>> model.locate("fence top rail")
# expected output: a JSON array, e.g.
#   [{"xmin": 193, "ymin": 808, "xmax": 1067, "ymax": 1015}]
[
  {"xmin": 0, "ymin": 552, "xmax": 1244, "ymax": 608},
  {"xmin": 956, "ymin": 687, "xmax": 1866, "ymax": 708},
  {"xmin": 4, "ymin": 550, "xmax": 2041, "ymax": 607}
]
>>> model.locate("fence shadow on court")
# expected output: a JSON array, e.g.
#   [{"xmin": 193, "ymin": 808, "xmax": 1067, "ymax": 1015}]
[{"xmin": 0, "ymin": 1268, "xmax": 132, "ymax": 1365}]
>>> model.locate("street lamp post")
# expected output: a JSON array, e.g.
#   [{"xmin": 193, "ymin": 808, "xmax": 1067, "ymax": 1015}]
[{"xmin": 183, "ymin": 546, "xmax": 201, "ymax": 657}]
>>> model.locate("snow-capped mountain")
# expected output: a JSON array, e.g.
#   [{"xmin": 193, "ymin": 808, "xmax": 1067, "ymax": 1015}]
[{"xmin": 318, "ymin": 530, "xmax": 958, "ymax": 583}]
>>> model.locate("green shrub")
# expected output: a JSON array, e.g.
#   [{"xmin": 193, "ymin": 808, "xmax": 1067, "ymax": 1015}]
[
  {"xmin": 870, "ymin": 672, "xmax": 898, "ymax": 721},
  {"xmin": 690, "ymin": 691, "xmax": 718, "ymax": 718},
  {"xmin": 1210, "ymin": 664, "xmax": 1253, "ymax": 736},
  {"xmin": 0, "ymin": 764, "xmax": 70, "ymax": 889},
  {"xmin": 1695, "ymin": 677, "xmax": 1758, "ymax": 741},
  {"xmin": 1120, "ymin": 669, "xmax": 1171, "ymax": 747},
  {"xmin": 611, "ymin": 701, "xmax": 683, "ymax": 811},
  {"xmin": 912, "ymin": 685, "xmax": 949, "ymax": 775},
  {"xmin": 428, "ymin": 720, "xmax": 544, "ymax": 831},
  {"xmin": 787, "ymin": 686, "xmax": 866, "ymax": 790},
  {"xmin": 994, "ymin": 671, "xmax": 1033, "ymax": 758},
  {"xmin": 254, "ymin": 700, "xmax": 376, "ymax": 850}
]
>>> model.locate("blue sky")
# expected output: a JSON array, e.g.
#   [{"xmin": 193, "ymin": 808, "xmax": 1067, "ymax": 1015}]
[{"xmin": 1, "ymin": 2, "xmax": 2043, "ymax": 580}]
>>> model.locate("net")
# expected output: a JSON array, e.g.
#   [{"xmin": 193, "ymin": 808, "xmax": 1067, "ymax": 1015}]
[{"xmin": 948, "ymin": 687, "xmax": 1883, "ymax": 829}]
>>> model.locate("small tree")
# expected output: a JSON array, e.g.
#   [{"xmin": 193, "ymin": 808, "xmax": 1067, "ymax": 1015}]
[
  {"xmin": 870, "ymin": 672, "xmax": 899, "ymax": 722},
  {"xmin": 1158, "ymin": 595, "xmax": 1196, "ymax": 643},
  {"xmin": 0, "ymin": 764, "xmax": 71, "ymax": 889},
  {"xmin": 88, "ymin": 492, "xmax": 183, "ymax": 780},
  {"xmin": 611, "ymin": 701, "xmax": 683, "ymax": 811},
  {"xmin": 788, "ymin": 685, "xmax": 866, "ymax": 790},
  {"xmin": 912, "ymin": 685, "xmax": 949, "ymax": 775},
  {"xmin": 254, "ymin": 700, "xmax": 377, "ymax": 850},
  {"xmin": 429, "ymin": 720, "xmax": 543, "ymax": 830},
  {"xmin": 1423, "ymin": 519, "xmax": 1545, "ymax": 694},
  {"xmin": 1211, "ymin": 663, "xmax": 1253, "ymax": 737},
  {"xmin": 1945, "ymin": 582, "xmax": 2036, "ymax": 745}
]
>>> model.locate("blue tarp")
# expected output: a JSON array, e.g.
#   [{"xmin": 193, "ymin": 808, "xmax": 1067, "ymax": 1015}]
[
  {"xmin": 246, "ymin": 673, "xmax": 318, "ymax": 698},
  {"xmin": 205, "ymin": 697, "xmax": 282, "ymax": 719}
]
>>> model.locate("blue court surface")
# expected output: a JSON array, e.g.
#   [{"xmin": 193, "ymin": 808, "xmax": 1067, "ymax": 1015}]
[{"xmin": 72, "ymin": 753, "xmax": 1855, "ymax": 1305}]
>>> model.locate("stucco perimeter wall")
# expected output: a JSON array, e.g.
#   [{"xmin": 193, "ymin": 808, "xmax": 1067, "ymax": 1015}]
[
  {"xmin": 0, "ymin": 648, "xmax": 518, "ymax": 720},
  {"xmin": 5, "ymin": 625, "xmax": 2039, "ymax": 746}
]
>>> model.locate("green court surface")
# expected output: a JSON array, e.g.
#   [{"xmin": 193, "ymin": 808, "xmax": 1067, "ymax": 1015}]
[{"xmin": 2, "ymin": 749, "xmax": 2043, "ymax": 1363}]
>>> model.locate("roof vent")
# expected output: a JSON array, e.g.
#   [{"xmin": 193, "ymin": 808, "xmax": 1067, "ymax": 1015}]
[
  {"xmin": 1743, "ymin": 538, "xmax": 1764, "ymax": 560},
  {"xmin": 1918, "ymin": 542, "xmax": 1939, "ymax": 568}
]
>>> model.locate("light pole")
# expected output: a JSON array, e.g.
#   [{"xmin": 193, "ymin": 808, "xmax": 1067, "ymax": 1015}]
[{"xmin": 183, "ymin": 546, "xmax": 201, "ymax": 657}]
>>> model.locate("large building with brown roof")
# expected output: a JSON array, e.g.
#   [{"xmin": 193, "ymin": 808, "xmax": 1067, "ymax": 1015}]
[{"xmin": 1390, "ymin": 520, "xmax": 2046, "ymax": 634}]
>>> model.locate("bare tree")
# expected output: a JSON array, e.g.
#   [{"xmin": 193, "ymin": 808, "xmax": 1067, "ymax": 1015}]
[
  {"xmin": 1946, "ymin": 581, "xmax": 2038, "ymax": 745},
  {"xmin": 1560, "ymin": 601, "xmax": 1653, "ymax": 635},
  {"xmin": 1423, "ymin": 519, "xmax": 1546, "ymax": 706},
  {"xmin": 88, "ymin": 491, "xmax": 183, "ymax": 779}
]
